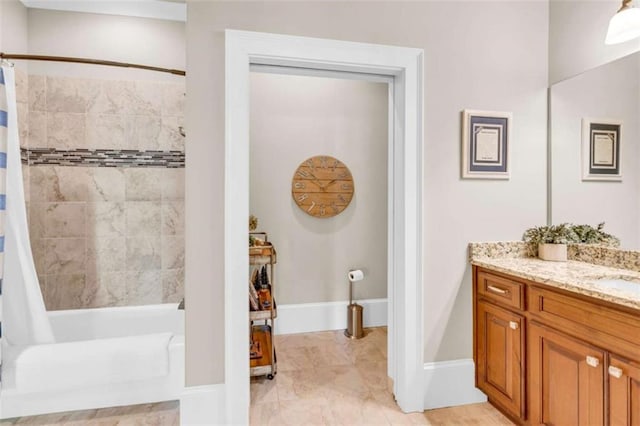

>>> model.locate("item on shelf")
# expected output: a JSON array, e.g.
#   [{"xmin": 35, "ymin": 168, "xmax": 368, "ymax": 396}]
[
  {"xmin": 250, "ymin": 325, "xmax": 275, "ymax": 373},
  {"xmin": 249, "ymin": 281, "xmax": 260, "ymax": 311},
  {"xmin": 249, "ymin": 232, "xmax": 277, "ymax": 380},
  {"xmin": 249, "ymin": 341, "xmax": 263, "ymax": 359},
  {"xmin": 249, "ymin": 214, "xmax": 258, "ymax": 231},
  {"xmin": 249, "ymin": 233, "xmax": 275, "ymax": 256},
  {"xmin": 252, "ymin": 268, "xmax": 261, "ymax": 292},
  {"xmin": 260, "ymin": 266, "xmax": 270, "ymax": 288},
  {"xmin": 258, "ymin": 287, "xmax": 271, "ymax": 310}
]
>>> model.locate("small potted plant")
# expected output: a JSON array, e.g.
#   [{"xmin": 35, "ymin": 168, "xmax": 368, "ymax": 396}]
[
  {"xmin": 523, "ymin": 222, "xmax": 620, "ymax": 261},
  {"xmin": 522, "ymin": 223, "xmax": 578, "ymax": 261}
]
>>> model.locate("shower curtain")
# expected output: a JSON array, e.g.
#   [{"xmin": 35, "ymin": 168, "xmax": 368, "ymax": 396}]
[
  {"xmin": 0, "ymin": 65, "xmax": 54, "ymax": 349},
  {"xmin": 0, "ymin": 66, "xmax": 5, "ymax": 376}
]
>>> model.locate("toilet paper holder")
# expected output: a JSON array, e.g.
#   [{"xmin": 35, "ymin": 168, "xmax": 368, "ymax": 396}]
[{"xmin": 345, "ymin": 269, "xmax": 365, "ymax": 339}]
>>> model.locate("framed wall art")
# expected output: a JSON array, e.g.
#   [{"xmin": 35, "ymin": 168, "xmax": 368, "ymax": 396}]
[
  {"xmin": 461, "ymin": 109, "xmax": 512, "ymax": 179},
  {"xmin": 581, "ymin": 118, "xmax": 622, "ymax": 181}
]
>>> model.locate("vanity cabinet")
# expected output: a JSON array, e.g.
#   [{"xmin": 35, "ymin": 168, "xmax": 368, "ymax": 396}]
[
  {"xmin": 475, "ymin": 269, "xmax": 526, "ymax": 420},
  {"xmin": 473, "ymin": 266, "xmax": 640, "ymax": 426},
  {"xmin": 609, "ymin": 355, "xmax": 640, "ymax": 425},
  {"xmin": 476, "ymin": 300, "xmax": 525, "ymax": 419},
  {"xmin": 528, "ymin": 322, "xmax": 605, "ymax": 425}
]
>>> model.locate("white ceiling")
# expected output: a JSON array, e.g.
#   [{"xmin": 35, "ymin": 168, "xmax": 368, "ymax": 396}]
[{"xmin": 19, "ymin": 0, "xmax": 186, "ymax": 22}]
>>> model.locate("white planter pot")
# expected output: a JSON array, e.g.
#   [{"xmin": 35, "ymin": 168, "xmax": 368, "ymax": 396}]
[{"xmin": 538, "ymin": 243, "xmax": 567, "ymax": 262}]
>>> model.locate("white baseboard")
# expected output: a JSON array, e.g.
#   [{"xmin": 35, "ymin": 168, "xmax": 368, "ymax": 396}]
[
  {"xmin": 273, "ymin": 298, "xmax": 387, "ymax": 335},
  {"xmin": 423, "ymin": 359, "xmax": 487, "ymax": 410},
  {"xmin": 180, "ymin": 384, "xmax": 226, "ymax": 425}
]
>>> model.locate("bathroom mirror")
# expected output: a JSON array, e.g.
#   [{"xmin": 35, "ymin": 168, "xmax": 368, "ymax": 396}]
[{"xmin": 549, "ymin": 52, "xmax": 640, "ymax": 249}]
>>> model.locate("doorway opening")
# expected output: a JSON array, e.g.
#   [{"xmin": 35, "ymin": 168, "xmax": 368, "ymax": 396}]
[
  {"xmin": 248, "ymin": 67, "xmax": 392, "ymax": 421},
  {"xmin": 224, "ymin": 30, "xmax": 424, "ymax": 425}
]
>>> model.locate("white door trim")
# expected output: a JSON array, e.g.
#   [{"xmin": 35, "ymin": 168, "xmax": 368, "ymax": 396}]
[{"xmin": 224, "ymin": 29, "xmax": 424, "ymax": 424}]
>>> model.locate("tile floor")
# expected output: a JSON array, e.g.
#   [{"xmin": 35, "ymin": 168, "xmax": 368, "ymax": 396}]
[
  {"xmin": 249, "ymin": 327, "xmax": 514, "ymax": 425},
  {"xmin": 1, "ymin": 327, "xmax": 513, "ymax": 425}
]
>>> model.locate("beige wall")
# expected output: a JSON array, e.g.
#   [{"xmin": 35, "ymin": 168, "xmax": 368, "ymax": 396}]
[
  {"xmin": 26, "ymin": 8, "xmax": 185, "ymax": 82},
  {"xmin": 186, "ymin": 1, "xmax": 549, "ymax": 385},
  {"xmin": 0, "ymin": 0, "xmax": 28, "ymax": 57},
  {"xmin": 250, "ymin": 72, "xmax": 388, "ymax": 304},
  {"xmin": 549, "ymin": 0, "xmax": 640, "ymax": 84}
]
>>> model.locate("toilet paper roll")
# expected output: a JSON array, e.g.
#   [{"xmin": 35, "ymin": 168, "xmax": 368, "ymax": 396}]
[{"xmin": 348, "ymin": 270, "xmax": 364, "ymax": 282}]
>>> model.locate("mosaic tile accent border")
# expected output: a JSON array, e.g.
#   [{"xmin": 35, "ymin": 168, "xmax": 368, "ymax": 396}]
[{"xmin": 20, "ymin": 147, "xmax": 184, "ymax": 168}]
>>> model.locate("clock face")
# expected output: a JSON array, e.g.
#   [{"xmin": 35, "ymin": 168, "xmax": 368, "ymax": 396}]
[{"xmin": 291, "ymin": 155, "xmax": 354, "ymax": 218}]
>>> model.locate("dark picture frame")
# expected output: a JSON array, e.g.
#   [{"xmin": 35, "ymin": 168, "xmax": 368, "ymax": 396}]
[
  {"xmin": 461, "ymin": 109, "xmax": 512, "ymax": 179},
  {"xmin": 581, "ymin": 118, "xmax": 622, "ymax": 181}
]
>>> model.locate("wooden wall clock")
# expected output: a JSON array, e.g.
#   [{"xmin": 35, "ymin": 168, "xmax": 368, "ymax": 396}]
[{"xmin": 291, "ymin": 155, "xmax": 354, "ymax": 218}]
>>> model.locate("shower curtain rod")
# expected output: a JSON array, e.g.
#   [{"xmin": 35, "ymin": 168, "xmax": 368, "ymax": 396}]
[{"xmin": 0, "ymin": 53, "xmax": 186, "ymax": 76}]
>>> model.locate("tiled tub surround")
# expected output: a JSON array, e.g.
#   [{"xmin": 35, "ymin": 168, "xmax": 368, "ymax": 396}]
[
  {"xmin": 25, "ymin": 75, "xmax": 185, "ymax": 151},
  {"xmin": 28, "ymin": 166, "xmax": 184, "ymax": 310},
  {"xmin": 470, "ymin": 242, "xmax": 640, "ymax": 311},
  {"xmin": 15, "ymin": 71, "xmax": 185, "ymax": 310}
]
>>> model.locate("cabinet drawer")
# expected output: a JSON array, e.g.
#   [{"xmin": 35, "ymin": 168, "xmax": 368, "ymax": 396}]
[
  {"xmin": 477, "ymin": 271, "xmax": 525, "ymax": 311},
  {"xmin": 528, "ymin": 286, "xmax": 640, "ymax": 361}
]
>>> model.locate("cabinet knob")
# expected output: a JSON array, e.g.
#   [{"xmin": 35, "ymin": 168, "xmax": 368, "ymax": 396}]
[
  {"xmin": 586, "ymin": 356, "xmax": 600, "ymax": 368},
  {"xmin": 509, "ymin": 321, "xmax": 518, "ymax": 330},
  {"xmin": 608, "ymin": 365, "xmax": 624, "ymax": 379}
]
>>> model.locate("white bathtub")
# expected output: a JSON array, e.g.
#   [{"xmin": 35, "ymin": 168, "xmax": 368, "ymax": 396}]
[{"xmin": 0, "ymin": 304, "xmax": 185, "ymax": 419}]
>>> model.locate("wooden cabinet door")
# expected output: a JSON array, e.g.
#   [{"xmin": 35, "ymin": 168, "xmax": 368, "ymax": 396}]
[
  {"xmin": 529, "ymin": 322, "xmax": 605, "ymax": 426},
  {"xmin": 609, "ymin": 355, "xmax": 640, "ymax": 426},
  {"xmin": 476, "ymin": 300, "xmax": 525, "ymax": 419}
]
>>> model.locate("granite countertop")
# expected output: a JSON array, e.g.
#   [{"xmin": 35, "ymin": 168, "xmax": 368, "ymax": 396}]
[{"xmin": 472, "ymin": 256, "xmax": 640, "ymax": 311}]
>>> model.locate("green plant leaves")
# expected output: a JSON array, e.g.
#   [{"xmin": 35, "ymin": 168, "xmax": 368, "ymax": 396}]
[{"xmin": 522, "ymin": 222, "xmax": 620, "ymax": 257}]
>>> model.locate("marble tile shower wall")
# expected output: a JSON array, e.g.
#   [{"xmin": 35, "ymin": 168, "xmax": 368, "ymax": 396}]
[{"xmin": 16, "ymin": 71, "xmax": 185, "ymax": 310}]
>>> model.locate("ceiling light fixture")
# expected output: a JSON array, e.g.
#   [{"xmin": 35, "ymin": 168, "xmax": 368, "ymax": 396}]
[{"xmin": 606, "ymin": 0, "xmax": 640, "ymax": 44}]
